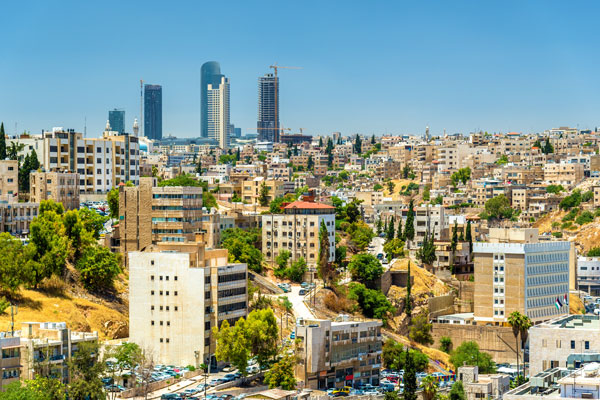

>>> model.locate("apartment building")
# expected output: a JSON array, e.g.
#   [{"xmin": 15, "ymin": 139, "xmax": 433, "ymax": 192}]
[
  {"xmin": 118, "ymin": 177, "xmax": 203, "ymax": 257},
  {"xmin": 529, "ymin": 315, "xmax": 600, "ymax": 375},
  {"xmin": 294, "ymin": 318, "xmax": 383, "ymax": 390},
  {"xmin": 14, "ymin": 126, "xmax": 140, "ymax": 193},
  {"xmin": 0, "ymin": 161, "xmax": 18, "ymax": 202},
  {"xmin": 473, "ymin": 238, "xmax": 570, "ymax": 325},
  {"xmin": 262, "ymin": 199, "xmax": 335, "ymax": 268},
  {"xmin": 30, "ymin": 171, "xmax": 79, "ymax": 210},
  {"xmin": 0, "ymin": 334, "xmax": 21, "ymax": 390},
  {"xmin": 355, "ymin": 190, "xmax": 383, "ymax": 206},
  {"xmin": 241, "ymin": 177, "xmax": 284, "ymax": 205},
  {"xmin": 0, "ymin": 202, "xmax": 39, "ymax": 236},
  {"xmin": 543, "ymin": 162, "xmax": 584, "ymax": 187},
  {"xmin": 458, "ymin": 366, "xmax": 511, "ymax": 400},
  {"xmin": 411, "ymin": 205, "xmax": 447, "ymax": 248},
  {"xmin": 129, "ymin": 239, "xmax": 247, "ymax": 367},
  {"xmin": 577, "ymin": 257, "xmax": 600, "ymax": 295}
]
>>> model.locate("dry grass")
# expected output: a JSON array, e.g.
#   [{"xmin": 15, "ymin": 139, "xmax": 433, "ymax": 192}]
[
  {"xmin": 390, "ymin": 258, "xmax": 450, "ymax": 296},
  {"xmin": 323, "ymin": 291, "xmax": 354, "ymax": 313},
  {"xmin": 570, "ymin": 294, "xmax": 585, "ymax": 314}
]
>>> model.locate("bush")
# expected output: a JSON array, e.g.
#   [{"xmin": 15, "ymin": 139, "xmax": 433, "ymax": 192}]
[
  {"xmin": 583, "ymin": 191, "xmax": 594, "ymax": 202},
  {"xmin": 576, "ymin": 211, "xmax": 595, "ymax": 225},
  {"xmin": 348, "ymin": 253, "xmax": 383, "ymax": 288},
  {"xmin": 348, "ymin": 283, "xmax": 394, "ymax": 323},
  {"xmin": 409, "ymin": 313, "xmax": 434, "ymax": 345},
  {"xmin": 440, "ymin": 336, "xmax": 453, "ymax": 353},
  {"xmin": 588, "ymin": 247, "xmax": 600, "ymax": 257},
  {"xmin": 75, "ymin": 246, "xmax": 121, "ymax": 291},
  {"xmin": 562, "ymin": 208, "xmax": 579, "ymax": 222},
  {"xmin": 552, "ymin": 232, "xmax": 563, "ymax": 238},
  {"xmin": 450, "ymin": 341, "xmax": 495, "ymax": 373},
  {"xmin": 186, "ymin": 365, "xmax": 196, "ymax": 371},
  {"xmin": 561, "ymin": 221, "xmax": 572, "ymax": 230},
  {"xmin": 560, "ymin": 190, "xmax": 582, "ymax": 210}
]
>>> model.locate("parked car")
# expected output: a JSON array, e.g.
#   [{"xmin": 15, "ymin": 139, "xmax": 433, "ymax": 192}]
[
  {"xmin": 161, "ymin": 394, "xmax": 182, "ymax": 400},
  {"xmin": 299, "ymin": 289, "xmax": 307, "ymax": 296},
  {"xmin": 332, "ymin": 386, "xmax": 352, "ymax": 397}
]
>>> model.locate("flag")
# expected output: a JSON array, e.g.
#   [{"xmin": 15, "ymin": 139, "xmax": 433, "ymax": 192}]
[
  {"xmin": 555, "ymin": 297, "xmax": 563, "ymax": 310},
  {"xmin": 564, "ymin": 293, "xmax": 569, "ymax": 305}
]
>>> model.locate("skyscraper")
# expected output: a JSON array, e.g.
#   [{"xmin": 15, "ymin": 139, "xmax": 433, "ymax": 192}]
[
  {"xmin": 257, "ymin": 73, "xmax": 279, "ymax": 142},
  {"xmin": 201, "ymin": 62, "xmax": 223, "ymax": 139},
  {"xmin": 108, "ymin": 109, "xmax": 125, "ymax": 134},
  {"xmin": 144, "ymin": 84, "xmax": 162, "ymax": 141},
  {"xmin": 206, "ymin": 76, "xmax": 230, "ymax": 149}
]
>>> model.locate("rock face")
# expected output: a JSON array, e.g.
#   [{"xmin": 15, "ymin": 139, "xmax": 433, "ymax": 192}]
[{"xmin": 102, "ymin": 319, "xmax": 129, "ymax": 339}]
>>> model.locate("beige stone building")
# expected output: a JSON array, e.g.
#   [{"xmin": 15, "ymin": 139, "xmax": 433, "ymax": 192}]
[
  {"xmin": 0, "ymin": 160, "xmax": 18, "ymax": 202},
  {"xmin": 262, "ymin": 200, "xmax": 335, "ymax": 268},
  {"xmin": 295, "ymin": 318, "xmax": 382, "ymax": 390},
  {"xmin": 30, "ymin": 171, "xmax": 79, "ymax": 210},
  {"xmin": 473, "ymin": 238, "xmax": 570, "ymax": 325},
  {"xmin": 118, "ymin": 177, "xmax": 203, "ymax": 258},
  {"xmin": 0, "ymin": 202, "xmax": 39, "ymax": 236},
  {"xmin": 458, "ymin": 366, "xmax": 511, "ymax": 400},
  {"xmin": 543, "ymin": 162, "xmax": 584, "ymax": 187},
  {"xmin": 129, "ymin": 239, "xmax": 247, "ymax": 367},
  {"xmin": 241, "ymin": 177, "xmax": 284, "ymax": 205},
  {"xmin": 0, "ymin": 335, "xmax": 20, "ymax": 390},
  {"xmin": 355, "ymin": 190, "xmax": 383, "ymax": 206}
]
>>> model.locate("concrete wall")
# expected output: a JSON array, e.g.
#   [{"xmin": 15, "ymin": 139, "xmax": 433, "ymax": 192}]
[
  {"xmin": 80, "ymin": 193, "xmax": 108, "ymax": 202},
  {"xmin": 431, "ymin": 323, "xmax": 517, "ymax": 364},
  {"xmin": 429, "ymin": 294, "xmax": 455, "ymax": 318}
]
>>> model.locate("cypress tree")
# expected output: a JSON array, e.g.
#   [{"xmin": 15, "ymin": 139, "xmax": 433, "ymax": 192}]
[
  {"xmin": 403, "ymin": 347, "xmax": 418, "ymax": 400},
  {"xmin": 396, "ymin": 217, "xmax": 403, "ymax": 240},
  {"xmin": 405, "ymin": 261, "xmax": 412, "ymax": 315},
  {"xmin": 386, "ymin": 216, "xmax": 395, "ymax": 241},
  {"xmin": 404, "ymin": 199, "xmax": 415, "ymax": 242},
  {"xmin": 466, "ymin": 220, "xmax": 473, "ymax": 255},
  {"xmin": 451, "ymin": 221, "xmax": 458, "ymax": 253},
  {"xmin": 383, "ymin": 218, "xmax": 388, "ymax": 235},
  {"xmin": 376, "ymin": 217, "xmax": 383, "ymax": 235},
  {"xmin": 371, "ymin": 134, "xmax": 376, "ymax": 144},
  {"xmin": 355, "ymin": 134, "xmax": 362, "ymax": 154},
  {"xmin": 0, "ymin": 123, "xmax": 6, "ymax": 160}
]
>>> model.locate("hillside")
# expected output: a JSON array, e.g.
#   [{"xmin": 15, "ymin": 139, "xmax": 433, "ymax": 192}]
[
  {"xmin": 0, "ymin": 273, "xmax": 129, "ymax": 340},
  {"xmin": 534, "ymin": 208, "xmax": 600, "ymax": 254}
]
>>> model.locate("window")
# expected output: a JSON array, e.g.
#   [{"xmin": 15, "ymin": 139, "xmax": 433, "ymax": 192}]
[
  {"xmin": 167, "ymin": 321, "xmax": 170, "ymax": 326},
  {"xmin": 151, "ymin": 305, "xmax": 155, "ymax": 311},
  {"xmin": 160, "ymin": 321, "xmax": 163, "ymax": 326},
  {"xmin": 151, "ymin": 321, "xmax": 154, "ymax": 326},
  {"xmin": 586, "ymin": 341, "xmax": 590, "ymax": 350},
  {"xmin": 160, "ymin": 306, "xmax": 163, "ymax": 311},
  {"xmin": 160, "ymin": 276, "xmax": 163, "ymax": 281},
  {"xmin": 166, "ymin": 306, "xmax": 169, "ymax": 311},
  {"xmin": 174, "ymin": 276, "xmax": 178, "ymax": 281},
  {"xmin": 166, "ymin": 338, "xmax": 170, "ymax": 343},
  {"xmin": 166, "ymin": 291, "xmax": 169, "ymax": 296},
  {"xmin": 174, "ymin": 291, "xmax": 178, "ymax": 296},
  {"xmin": 159, "ymin": 291, "xmax": 163, "ymax": 295},
  {"xmin": 160, "ymin": 338, "xmax": 163, "ymax": 343},
  {"xmin": 571, "ymin": 340, "xmax": 576, "ymax": 349},
  {"xmin": 174, "ymin": 306, "xmax": 178, "ymax": 311},
  {"xmin": 151, "ymin": 275, "xmax": 154, "ymax": 281},
  {"xmin": 151, "ymin": 290, "xmax": 155, "ymax": 295},
  {"xmin": 151, "ymin": 260, "xmax": 155, "ymax": 265}
]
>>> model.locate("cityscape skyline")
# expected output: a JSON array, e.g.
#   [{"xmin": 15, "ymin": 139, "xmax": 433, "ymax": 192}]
[{"xmin": 2, "ymin": 1, "xmax": 600, "ymax": 138}]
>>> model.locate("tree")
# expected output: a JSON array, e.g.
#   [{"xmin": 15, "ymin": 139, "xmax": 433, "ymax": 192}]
[
  {"xmin": 416, "ymin": 229, "xmax": 436, "ymax": 268},
  {"xmin": 404, "ymin": 200, "xmax": 415, "ymax": 242},
  {"xmin": 466, "ymin": 220, "xmax": 473, "ymax": 255},
  {"xmin": 275, "ymin": 250, "xmax": 291, "ymax": 272},
  {"xmin": 496, "ymin": 154, "xmax": 509, "ymax": 165},
  {"xmin": 386, "ymin": 216, "xmax": 395, "ymax": 241},
  {"xmin": 422, "ymin": 185, "xmax": 431, "ymax": 201},
  {"xmin": 421, "ymin": 375, "xmax": 438, "ymax": 400},
  {"xmin": 307, "ymin": 155, "xmax": 314, "ymax": 170},
  {"xmin": 409, "ymin": 313, "xmax": 433, "ymax": 345},
  {"xmin": 78, "ymin": 207, "xmax": 108, "ymax": 240},
  {"xmin": 396, "ymin": 218, "xmax": 403, "ymax": 240},
  {"xmin": 76, "ymin": 246, "xmax": 121, "ymax": 292},
  {"xmin": 451, "ymin": 221, "xmax": 458, "ymax": 254},
  {"xmin": 318, "ymin": 221, "xmax": 335, "ymax": 286},
  {"xmin": 0, "ymin": 377, "xmax": 66, "ymax": 400},
  {"xmin": 450, "ymin": 341, "xmax": 495, "ymax": 373},
  {"xmin": 382, "ymin": 339, "xmax": 428, "ymax": 371},
  {"xmin": 68, "ymin": 341, "xmax": 106, "ymax": 400},
  {"xmin": 383, "ymin": 238, "xmax": 404, "ymax": 262},
  {"xmin": 387, "ymin": 181, "xmax": 395, "ymax": 194},
  {"xmin": 405, "ymin": 261, "xmax": 412, "ymax": 315},
  {"xmin": 403, "ymin": 347, "xmax": 418, "ymax": 400},
  {"xmin": 449, "ymin": 381, "xmax": 466, "ymax": 400},
  {"xmin": 107, "ymin": 187, "xmax": 119, "ymax": 218},
  {"xmin": 348, "ymin": 283, "xmax": 394, "ymax": 322},
  {"xmin": 546, "ymin": 184, "xmax": 564, "ymax": 194},
  {"xmin": 287, "ymin": 257, "xmax": 307, "ymax": 283},
  {"xmin": 258, "ymin": 182, "xmax": 270, "ymax": 207},
  {"xmin": 482, "ymin": 194, "xmax": 517, "ymax": 221},
  {"xmin": 0, "ymin": 233, "xmax": 27, "ymax": 294},
  {"xmin": 348, "ymin": 253, "xmax": 383, "ymax": 289},
  {"xmin": 345, "ymin": 198, "xmax": 362, "ymax": 224},
  {"xmin": 348, "ymin": 221, "xmax": 374, "ymax": 251},
  {"xmin": 440, "ymin": 336, "xmax": 453, "ymax": 353},
  {"xmin": 559, "ymin": 190, "xmax": 582, "ymax": 210},
  {"xmin": 543, "ymin": 139, "xmax": 554, "ymax": 154},
  {"xmin": 264, "ymin": 351, "xmax": 296, "ymax": 390},
  {"xmin": 0, "ymin": 123, "xmax": 6, "ymax": 160},
  {"xmin": 354, "ymin": 134, "xmax": 362, "ymax": 154},
  {"xmin": 507, "ymin": 311, "xmax": 532, "ymax": 378},
  {"xmin": 384, "ymin": 391, "xmax": 399, "ymax": 400},
  {"xmin": 588, "ymin": 247, "xmax": 600, "ymax": 257},
  {"xmin": 376, "ymin": 217, "xmax": 383, "ymax": 234},
  {"xmin": 374, "ymin": 183, "xmax": 383, "ymax": 192},
  {"xmin": 214, "ymin": 319, "xmax": 249, "ymax": 375},
  {"xmin": 221, "ymin": 228, "xmax": 264, "ymax": 273},
  {"xmin": 245, "ymin": 308, "xmax": 279, "ymax": 368}
]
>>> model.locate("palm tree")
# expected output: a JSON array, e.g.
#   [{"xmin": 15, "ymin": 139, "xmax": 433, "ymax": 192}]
[
  {"xmin": 507, "ymin": 311, "xmax": 532, "ymax": 378},
  {"xmin": 281, "ymin": 296, "xmax": 293, "ymax": 331},
  {"xmin": 421, "ymin": 375, "xmax": 438, "ymax": 400}
]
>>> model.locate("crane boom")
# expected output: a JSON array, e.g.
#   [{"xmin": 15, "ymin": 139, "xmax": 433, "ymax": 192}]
[{"xmin": 268, "ymin": 64, "xmax": 302, "ymax": 142}]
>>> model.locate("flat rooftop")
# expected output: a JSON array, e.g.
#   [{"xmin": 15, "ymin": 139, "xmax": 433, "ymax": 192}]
[{"xmin": 541, "ymin": 315, "xmax": 600, "ymax": 330}]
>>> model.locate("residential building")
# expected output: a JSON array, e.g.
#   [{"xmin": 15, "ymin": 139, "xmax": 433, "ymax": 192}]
[
  {"xmin": 257, "ymin": 73, "xmax": 279, "ymax": 143},
  {"xmin": 578, "ymin": 257, "xmax": 600, "ymax": 295},
  {"xmin": 0, "ymin": 160, "xmax": 18, "ymax": 202},
  {"xmin": 129, "ymin": 239, "xmax": 247, "ymax": 367},
  {"xmin": 294, "ymin": 317, "xmax": 383, "ymax": 390},
  {"xmin": 207, "ymin": 75, "xmax": 230, "ymax": 149},
  {"xmin": 473, "ymin": 238, "xmax": 570, "ymax": 325},
  {"xmin": 458, "ymin": 366, "xmax": 511, "ymax": 400},
  {"xmin": 241, "ymin": 177, "xmax": 284, "ymax": 205},
  {"xmin": 0, "ymin": 335, "xmax": 21, "ymax": 391},
  {"xmin": 30, "ymin": 171, "xmax": 79, "ymax": 210},
  {"xmin": 201, "ymin": 61, "xmax": 223, "ymax": 139},
  {"xmin": 262, "ymin": 199, "xmax": 335, "ymax": 268},
  {"xmin": 118, "ymin": 177, "xmax": 203, "ymax": 258},
  {"xmin": 529, "ymin": 315, "xmax": 600, "ymax": 375},
  {"xmin": 0, "ymin": 202, "xmax": 39, "ymax": 236},
  {"xmin": 144, "ymin": 84, "xmax": 162, "ymax": 141},
  {"xmin": 108, "ymin": 109, "xmax": 125, "ymax": 135},
  {"xmin": 543, "ymin": 162, "xmax": 584, "ymax": 187}
]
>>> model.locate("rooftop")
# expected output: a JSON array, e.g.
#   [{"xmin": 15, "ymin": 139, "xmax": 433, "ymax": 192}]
[
  {"xmin": 539, "ymin": 315, "xmax": 600, "ymax": 330},
  {"xmin": 283, "ymin": 201, "xmax": 334, "ymax": 210}
]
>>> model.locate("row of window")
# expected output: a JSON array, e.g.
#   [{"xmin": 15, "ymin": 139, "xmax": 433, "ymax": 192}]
[
  {"xmin": 218, "ymin": 287, "xmax": 246, "ymax": 298},
  {"xmin": 527, "ymin": 284, "xmax": 568, "ymax": 297},
  {"xmin": 151, "ymin": 320, "xmax": 171, "ymax": 326},
  {"xmin": 218, "ymin": 273, "xmax": 247, "ymax": 283},
  {"xmin": 152, "ymin": 194, "xmax": 202, "ymax": 199},
  {"xmin": 526, "ymin": 252, "xmax": 568, "ymax": 263},
  {"xmin": 528, "ymin": 274, "xmax": 568, "ymax": 286},
  {"xmin": 150, "ymin": 290, "xmax": 178, "ymax": 296},
  {"xmin": 151, "ymin": 305, "xmax": 179, "ymax": 311},
  {"xmin": 150, "ymin": 275, "xmax": 178, "ymax": 281},
  {"xmin": 543, "ymin": 339, "xmax": 590, "ymax": 350},
  {"xmin": 218, "ymin": 301, "xmax": 247, "ymax": 313},
  {"xmin": 152, "ymin": 206, "xmax": 203, "ymax": 211},
  {"xmin": 527, "ymin": 263, "xmax": 568, "ymax": 275}
]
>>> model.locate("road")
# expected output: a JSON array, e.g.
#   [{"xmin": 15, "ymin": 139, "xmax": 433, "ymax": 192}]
[
  {"xmin": 286, "ymin": 284, "xmax": 314, "ymax": 320},
  {"xmin": 369, "ymin": 236, "xmax": 385, "ymax": 259}
]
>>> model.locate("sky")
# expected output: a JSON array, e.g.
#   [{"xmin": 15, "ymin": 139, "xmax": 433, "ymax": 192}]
[{"xmin": 1, "ymin": 1, "xmax": 600, "ymax": 138}]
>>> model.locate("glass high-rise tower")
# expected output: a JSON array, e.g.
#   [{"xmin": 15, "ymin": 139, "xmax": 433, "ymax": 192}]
[
  {"xmin": 144, "ymin": 84, "xmax": 162, "ymax": 141},
  {"xmin": 201, "ymin": 62, "xmax": 223, "ymax": 139},
  {"xmin": 108, "ymin": 109, "xmax": 125, "ymax": 134},
  {"xmin": 257, "ymin": 73, "xmax": 279, "ymax": 142}
]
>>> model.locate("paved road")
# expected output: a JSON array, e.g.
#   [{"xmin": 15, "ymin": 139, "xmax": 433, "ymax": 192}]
[
  {"xmin": 369, "ymin": 236, "xmax": 385, "ymax": 259},
  {"xmin": 286, "ymin": 284, "xmax": 314, "ymax": 320}
]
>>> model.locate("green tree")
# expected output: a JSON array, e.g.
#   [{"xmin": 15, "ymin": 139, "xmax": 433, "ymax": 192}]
[
  {"xmin": 107, "ymin": 187, "xmax": 119, "ymax": 219},
  {"xmin": 0, "ymin": 233, "xmax": 27, "ymax": 294},
  {"xmin": 421, "ymin": 375, "xmax": 439, "ymax": 400},
  {"xmin": 76, "ymin": 246, "xmax": 121, "ymax": 292},
  {"xmin": 275, "ymin": 250, "xmax": 291, "ymax": 272},
  {"xmin": 416, "ymin": 230, "xmax": 436, "ymax": 267},
  {"xmin": 440, "ymin": 336, "xmax": 453, "ymax": 353},
  {"xmin": 307, "ymin": 155, "xmax": 314, "ymax": 170},
  {"xmin": 258, "ymin": 182, "xmax": 270, "ymax": 207},
  {"xmin": 287, "ymin": 257, "xmax": 307, "ymax": 283},
  {"xmin": 354, "ymin": 134, "xmax": 362, "ymax": 154},
  {"xmin": 376, "ymin": 217, "xmax": 383, "ymax": 235},
  {"xmin": 451, "ymin": 221, "xmax": 458, "ymax": 254},
  {"xmin": 0, "ymin": 123, "xmax": 6, "ymax": 160},
  {"xmin": 449, "ymin": 381, "xmax": 466, "ymax": 400},
  {"xmin": 348, "ymin": 283, "xmax": 394, "ymax": 322},
  {"xmin": 245, "ymin": 308, "xmax": 279, "ymax": 368},
  {"xmin": 67, "ymin": 341, "xmax": 106, "ymax": 400},
  {"xmin": 466, "ymin": 220, "xmax": 473, "ymax": 255},
  {"xmin": 78, "ymin": 207, "xmax": 108, "ymax": 240},
  {"xmin": 264, "ymin": 352, "xmax": 297, "ymax": 390},
  {"xmin": 496, "ymin": 154, "xmax": 509, "ymax": 165},
  {"xmin": 404, "ymin": 200, "xmax": 415, "ymax": 242},
  {"xmin": 387, "ymin": 181, "xmax": 395, "ymax": 194},
  {"xmin": 546, "ymin": 185, "xmax": 564, "ymax": 194},
  {"xmin": 348, "ymin": 221, "xmax": 374, "ymax": 251},
  {"xmin": 423, "ymin": 185, "xmax": 431, "ymax": 201},
  {"xmin": 345, "ymin": 198, "xmax": 362, "ymax": 224},
  {"xmin": 221, "ymin": 228, "xmax": 264, "ymax": 273},
  {"xmin": 409, "ymin": 313, "xmax": 434, "ymax": 345},
  {"xmin": 318, "ymin": 221, "xmax": 335, "ymax": 286},
  {"xmin": 403, "ymin": 347, "xmax": 418, "ymax": 400},
  {"xmin": 384, "ymin": 391, "xmax": 399, "ymax": 400},
  {"xmin": 396, "ymin": 217, "xmax": 403, "ymax": 240},
  {"xmin": 386, "ymin": 216, "xmax": 395, "ymax": 241},
  {"xmin": 588, "ymin": 247, "xmax": 600, "ymax": 257},
  {"xmin": 374, "ymin": 183, "xmax": 383, "ymax": 191},
  {"xmin": 543, "ymin": 139, "xmax": 554, "ymax": 154},
  {"xmin": 507, "ymin": 311, "xmax": 532, "ymax": 378},
  {"xmin": 348, "ymin": 253, "xmax": 383, "ymax": 289},
  {"xmin": 214, "ymin": 319, "xmax": 249, "ymax": 375},
  {"xmin": 383, "ymin": 238, "xmax": 404, "ymax": 262},
  {"xmin": 450, "ymin": 341, "xmax": 496, "ymax": 373},
  {"xmin": 405, "ymin": 261, "xmax": 412, "ymax": 315},
  {"xmin": 481, "ymin": 194, "xmax": 517, "ymax": 221}
]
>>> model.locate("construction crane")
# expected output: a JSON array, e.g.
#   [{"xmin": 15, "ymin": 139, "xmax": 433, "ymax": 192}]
[{"xmin": 269, "ymin": 64, "xmax": 302, "ymax": 142}]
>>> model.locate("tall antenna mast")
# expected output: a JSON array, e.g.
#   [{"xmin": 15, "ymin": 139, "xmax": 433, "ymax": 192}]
[
  {"xmin": 84, "ymin": 116, "xmax": 87, "ymax": 138},
  {"xmin": 140, "ymin": 79, "xmax": 144, "ymax": 137}
]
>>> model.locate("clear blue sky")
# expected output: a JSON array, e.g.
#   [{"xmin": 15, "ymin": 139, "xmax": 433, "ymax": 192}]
[{"xmin": 1, "ymin": 1, "xmax": 599, "ymax": 138}]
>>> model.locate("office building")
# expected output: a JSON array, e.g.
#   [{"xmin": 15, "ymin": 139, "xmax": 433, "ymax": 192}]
[
  {"xmin": 473, "ymin": 238, "xmax": 570, "ymax": 325},
  {"xmin": 207, "ymin": 75, "xmax": 230, "ymax": 149},
  {"xmin": 529, "ymin": 315, "xmax": 600, "ymax": 375},
  {"xmin": 118, "ymin": 177, "xmax": 203, "ymax": 258},
  {"xmin": 294, "ymin": 317, "xmax": 382, "ymax": 390},
  {"xmin": 201, "ymin": 62, "xmax": 223, "ymax": 139},
  {"xmin": 129, "ymin": 238, "xmax": 247, "ymax": 367},
  {"xmin": 0, "ymin": 160, "xmax": 19, "ymax": 202},
  {"xmin": 108, "ymin": 109, "xmax": 125, "ymax": 135},
  {"xmin": 257, "ymin": 73, "xmax": 279, "ymax": 142},
  {"xmin": 144, "ymin": 84, "xmax": 162, "ymax": 141},
  {"xmin": 577, "ymin": 257, "xmax": 600, "ymax": 295},
  {"xmin": 30, "ymin": 171, "xmax": 79, "ymax": 210},
  {"xmin": 262, "ymin": 199, "xmax": 335, "ymax": 269}
]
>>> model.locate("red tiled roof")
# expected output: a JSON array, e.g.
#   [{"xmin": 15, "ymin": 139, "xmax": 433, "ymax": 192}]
[{"xmin": 283, "ymin": 201, "xmax": 335, "ymax": 210}]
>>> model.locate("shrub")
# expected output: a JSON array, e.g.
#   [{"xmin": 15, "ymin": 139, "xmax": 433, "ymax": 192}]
[
  {"xmin": 576, "ymin": 211, "xmax": 595, "ymax": 225},
  {"xmin": 552, "ymin": 232, "xmax": 563, "ymax": 238},
  {"xmin": 440, "ymin": 336, "xmax": 453, "ymax": 353},
  {"xmin": 562, "ymin": 208, "xmax": 579, "ymax": 222},
  {"xmin": 561, "ymin": 221, "xmax": 572, "ymax": 230},
  {"xmin": 0, "ymin": 297, "xmax": 9, "ymax": 314},
  {"xmin": 588, "ymin": 247, "xmax": 600, "ymax": 257}
]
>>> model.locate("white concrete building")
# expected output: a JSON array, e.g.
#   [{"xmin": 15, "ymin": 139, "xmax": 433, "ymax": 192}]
[{"xmin": 207, "ymin": 76, "xmax": 230, "ymax": 149}]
